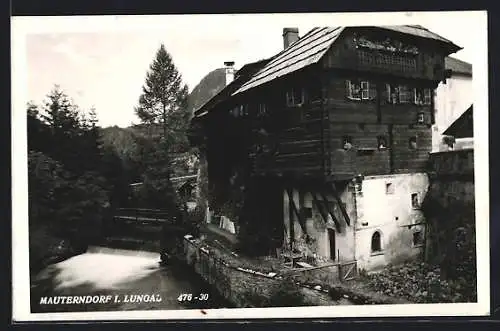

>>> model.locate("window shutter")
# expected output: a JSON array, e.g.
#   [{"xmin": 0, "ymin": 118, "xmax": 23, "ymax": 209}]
[
  {"xmin": 386, "ymin": 84, "xmax": 391, "ymax": 103},
  {"xmin": 369, "ymin": 82, "xmax": 377, "ymax": 100},
  {"xmin": 345, "ymin": 80, "xmax": 352, "ymax": 98}
]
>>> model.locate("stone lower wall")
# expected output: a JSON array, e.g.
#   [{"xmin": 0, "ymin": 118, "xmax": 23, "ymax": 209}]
[
  {"xmin": 180, "ymin": 235, "xmax": 350, "ymax": 308},
  {"xmin": 181, "ymin": 235, "xmax": 279, "ymax": 307}
]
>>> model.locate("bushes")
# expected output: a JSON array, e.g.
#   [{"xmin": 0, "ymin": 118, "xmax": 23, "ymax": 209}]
[
  {"xmin": 364, "ymin": 262, "xmax": 477, "ymax": 303},
  {"xmin": 28, "ymin": 151, "xmax": 110, "ymax": 272}
]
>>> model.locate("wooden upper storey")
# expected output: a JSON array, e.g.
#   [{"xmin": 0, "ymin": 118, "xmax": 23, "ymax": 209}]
[{"xmin": 191, "ymin": 26, "xmax": 461, "ymax": 181}]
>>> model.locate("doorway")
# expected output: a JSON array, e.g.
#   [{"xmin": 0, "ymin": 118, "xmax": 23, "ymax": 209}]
[{"xmin": 328, "ymin": 228, "xmax": 336, "ymax": 261}]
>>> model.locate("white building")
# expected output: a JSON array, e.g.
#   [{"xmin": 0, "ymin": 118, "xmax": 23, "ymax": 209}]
[{"xmin": 432, "ymin": 57, "xmax": 473, "ymax": 151}]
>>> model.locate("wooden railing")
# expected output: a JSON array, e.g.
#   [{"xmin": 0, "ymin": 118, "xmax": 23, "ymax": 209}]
[{"xmin": 113, "ymin": 208, "xmax": 179, "ymax": 225}]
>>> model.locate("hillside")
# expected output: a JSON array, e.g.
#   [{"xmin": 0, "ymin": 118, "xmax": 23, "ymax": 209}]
[{"xmin": 187, "ymin": 67, "xmax": 227, "ymax": 112}]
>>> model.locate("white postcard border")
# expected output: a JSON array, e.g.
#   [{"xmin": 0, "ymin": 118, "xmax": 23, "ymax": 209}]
[{"xmin": 11, "ymin": 10, "xmax": 490, "ymax": 322}]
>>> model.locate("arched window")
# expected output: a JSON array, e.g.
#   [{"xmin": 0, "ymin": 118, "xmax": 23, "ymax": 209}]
[{"xmin": 371, "ymin": 231, "xmax": 382, "ymax": 253}]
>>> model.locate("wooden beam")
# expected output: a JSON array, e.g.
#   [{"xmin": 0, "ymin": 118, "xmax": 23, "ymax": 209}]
[
  {"xmin": 286, "ymin": 188, "xmax": 307, "ymax": 236},
  {"xmin": 329, "ymin": 182, "xmax": 351, "ymax": 226},
  {"xmin": 318, "ymin": 191, "xmax": 343, "ymax": 232},
  {"xmin": 311, "ymin": 193, "xmax": 328, "ymax": 224},
  {"xmin": 286, "ymin": 188, "xmax": 294, "ymax": 251},
  {"xmin": 312, "ymin": 193, "xmax": 341, "ymax": 232}
]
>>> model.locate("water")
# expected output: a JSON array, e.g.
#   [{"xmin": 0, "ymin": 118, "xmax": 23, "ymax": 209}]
[{"xmin": 30, "ymin": 246, "xmax": 228, "ymax": 313}]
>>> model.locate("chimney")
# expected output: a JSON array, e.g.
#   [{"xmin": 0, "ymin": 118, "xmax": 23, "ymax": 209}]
[
  {"xmin": 224, "ymin": 61, "xmax": 235, "ymax": 85},
  {"xmin": 283, "ymin": 28, "xmax": 299, "ymax": 49}
]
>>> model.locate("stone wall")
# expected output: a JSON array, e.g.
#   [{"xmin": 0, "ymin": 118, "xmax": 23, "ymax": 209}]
[
  {"xmin": 180, "ymin": 235, "xmax": 349, "ymax": 307},
  {"xmin": 423, "ymin": 150, "xmax": 475, "ymax": 271}
]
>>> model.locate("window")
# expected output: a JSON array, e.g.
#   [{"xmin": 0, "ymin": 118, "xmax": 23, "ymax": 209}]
[
  {"xmin": 411, "ymin": 193, "xmax": 420, "ymax": 209},
  {"xmin": 361, "ymin": 81, "xmax": 370, "ymax": 100},
  {"xmin": 342, "ymin": 135, "xmax": 353, "ymax": 150},
  {"xmin": 385, "ymin": 182, "xmax": 394, "ymax": 194},
  {"xmin": 408, "ymin": 136, "xmax": 417, "ymax": 150},
  {"xmin": 239, "ymin": 104, "xmax": 249, "ymax": 116},
  {"xmin": 387, "ymin": 84, "xmax": 413, "ymax": 104},
  {"xmin": 413, "ymin": 231, "xmax": 424, "ymax": 246},
  {"xmin": 398, "ymin": 85, "xmax": 413, "ymax": 103},
  {"xmin": 346, "ymin": 80, "xmax": 370, "ymax": 100},
  {"xmin": 230, "ymin": 105, "xmax": 248, "ymax": 117},
  {"xmin": 230, "ymin": 107, "xmax": 239, "ymax": 117},
  {"xmin": 386, "ymin": 84, "xmax": 398, "ymax": 104},
  {"xmin": 424, "ymin": 89, "xmax": 432, "ymax": 105},
  {"xmin": 286, "ymin": 87, "xmax": 304, "ymax": 106},
  {"xmin": 414, "ymin": 88, "xmax": 432, "ymax": 105},
  {"xmin": 377, "ymin": 135, "xmax": 388, "ymax": 150},
  {"xmin": 257, "ymin": 103, "xmax": 268, "ymax": 117},
  {"xmin": 417, "ymin": 111, "xmax": 425, "ymax": 124},
  {"xmin": 371, "ymin": 231, "xmax": 382, "ymax": 253}
]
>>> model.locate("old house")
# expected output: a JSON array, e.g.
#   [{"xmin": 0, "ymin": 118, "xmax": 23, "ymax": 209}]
[
  {"xmin": 433, "ymin": 57, "xmax": 473, "ymax": 151},
  {"xmin": 189, "ymin": 26, "xmax": 461, "ymax": 272}
]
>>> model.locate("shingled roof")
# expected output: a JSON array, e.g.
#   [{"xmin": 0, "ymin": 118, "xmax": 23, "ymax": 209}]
[
  {"xmin": 233, "ymin": 25, "xmax": 461, "ymax": 96},
  {"xmin": 193, "ymin": 57, "xmax": 273, "ymax": 117},
  {"xmin": 445, "ymin": 56, "xmax": 472, "ymax": 76}
]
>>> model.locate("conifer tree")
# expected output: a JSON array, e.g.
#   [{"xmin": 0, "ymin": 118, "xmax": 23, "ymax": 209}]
[
  {"xmin": 134, "ymin": 43, "xmax": 190, "ymax": 151},
  {"xmin": 134, "ymin": 44, "xmax": 190, "ymax": 213}
]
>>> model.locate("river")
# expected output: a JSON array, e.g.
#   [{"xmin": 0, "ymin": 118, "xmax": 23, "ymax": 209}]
[{"xmin": 30, "ymin": 246, "xmax": 230, "ymax": 313}]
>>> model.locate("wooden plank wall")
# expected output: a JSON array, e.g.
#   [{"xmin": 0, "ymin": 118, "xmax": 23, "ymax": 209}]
[
  {"xmin": 323, "ymin": 30, "xmax": 447, "ymax": 82},
  {"xmin": 252, "ymin": 101, "xmax": 326, "ymax": 176},
  {"xmin": 325, "ymin": 78, "xmax": 378, "ymax": 123},
  {"xmin": 391, "ymin": 124, "xmax": 432, "ymax": 173},
  {"xmin": 329, "ymin": 123, "xmax": 391, "ymax": 175},
  {"xmin": 326, "ymin": 75, "xmax": 433, "ymax": 175}
]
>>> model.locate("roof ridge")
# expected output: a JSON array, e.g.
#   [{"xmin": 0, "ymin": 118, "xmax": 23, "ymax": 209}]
[
  {"xmin": 240, "ymin": 27, "xmax": 338, "ymax": 89},
  {"xmin": 237, "ymin": 27, "xmax": 343, "ymax": 93},
  {"xmin": 447, "ymin": 56, "xmax": 471, "ymax": 65}
]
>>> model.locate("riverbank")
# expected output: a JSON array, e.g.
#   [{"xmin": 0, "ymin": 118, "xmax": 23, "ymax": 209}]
[
  {"xmin": 176, "ymin": 234, "xmax": 411, "ymax": 307},
  {"xmin": 29, "ymin": 225, "xmax": 85, "ymax": 277},
  {"xmin": 30, "ymin": 246, "xmax": 232, "ymax": 313}
]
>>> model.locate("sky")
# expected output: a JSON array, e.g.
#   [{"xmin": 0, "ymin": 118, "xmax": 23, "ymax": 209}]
[{"xmin": 20, "ymin": 11, "xmax": 486, "ymax": 128}]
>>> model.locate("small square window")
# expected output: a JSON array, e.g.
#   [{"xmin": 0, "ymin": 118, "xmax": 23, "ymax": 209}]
[
  {"xmin": 377, "ymin": 136, "xmax": 388, "ymax": 149},
  {"xmin": 342, "ymin": 135, "xmax": 353, "ymax": 150},
  {"xmin": 385, "ymin": 182, "xmax": 394, "ymax": 194},
  {"xmin": 417, "ymin": 112, "xmax": 425, "ymax": 124},
  {"xmin": 413, "ymin": 231, "xmax": 424, "ymax": 246},
  {"xmin": 411, "ymin": 193, "xmax": 420, "ymax": 209}
]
